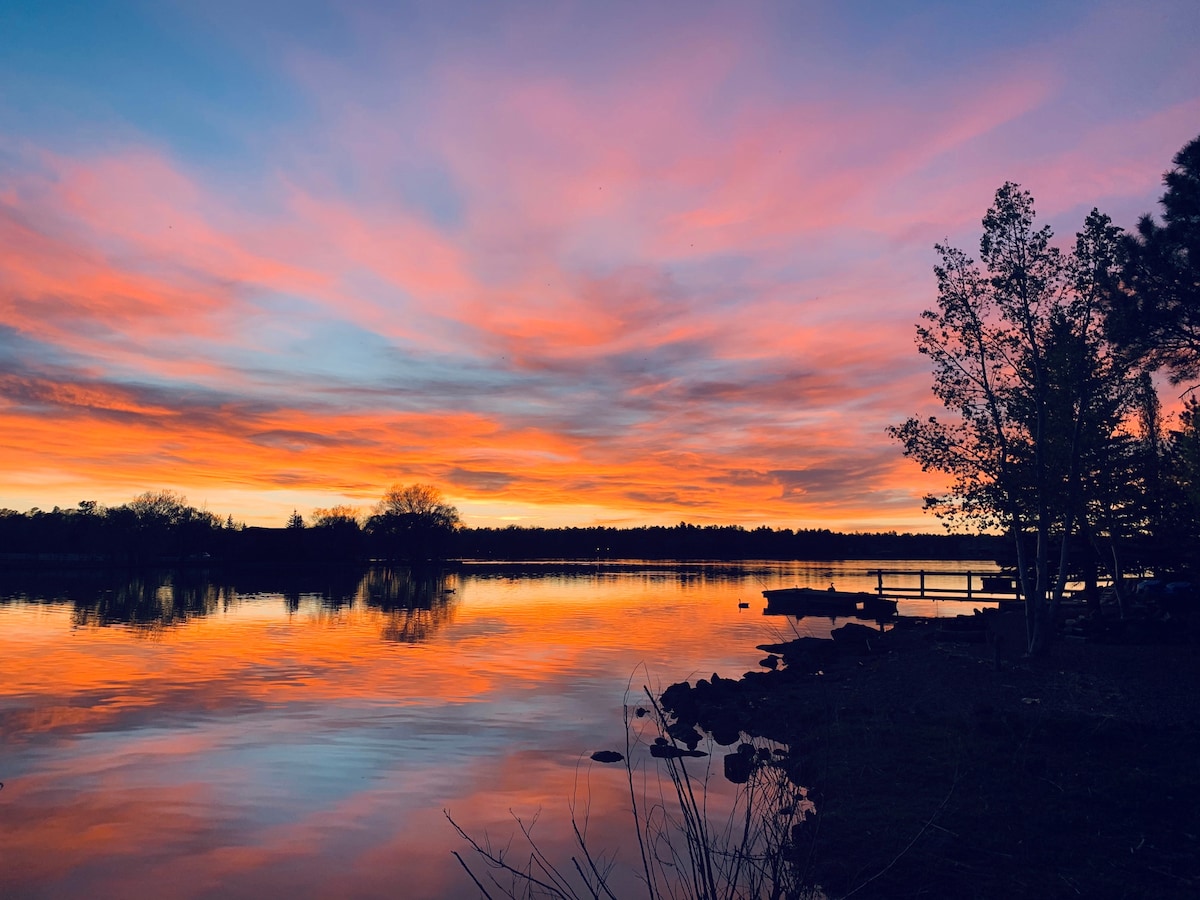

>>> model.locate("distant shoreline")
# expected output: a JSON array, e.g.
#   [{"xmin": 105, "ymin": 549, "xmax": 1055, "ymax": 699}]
[{"xmin": 0, "ymin": 551, "xmax": 1006, "ymax": 574}]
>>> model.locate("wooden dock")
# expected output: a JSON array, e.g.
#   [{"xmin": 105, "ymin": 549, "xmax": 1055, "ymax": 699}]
[{"xmin": 867, "ymin": 569, "xmax": 1022, "ymax": 603}]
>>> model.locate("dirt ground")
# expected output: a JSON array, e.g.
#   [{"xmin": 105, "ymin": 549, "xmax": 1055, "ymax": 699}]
[{"xmin": 661, "ymin": 609, "xmax": 1200, "ymax": 899}]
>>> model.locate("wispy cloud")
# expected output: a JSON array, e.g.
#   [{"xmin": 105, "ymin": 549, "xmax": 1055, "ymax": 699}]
[{"xmin": 0, "ymin": 0, "xmax": 1196, "ymax": 527}]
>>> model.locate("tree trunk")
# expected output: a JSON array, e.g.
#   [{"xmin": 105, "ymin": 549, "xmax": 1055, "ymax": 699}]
[
  {"xmin": 1050, "ymin": 513, "xmax": 1076, "ymax": 622},
  {"xmin": 1010, "ymin": 526, "xmax": 1038, "ymax": 654},
  {"xmin": 1029, "ymin": 518, "xmax": 1052, "ymax": 655},
  {"xmin": 1108, "ymin": 540, "xmax": 1128, "ymax": 618},
  {"xmin": 1077, "ymin": 521, "xmax": 1102, "ymax": 616}
]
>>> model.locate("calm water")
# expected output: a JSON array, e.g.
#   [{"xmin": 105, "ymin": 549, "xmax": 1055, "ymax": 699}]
[{"xmin": 0, "ymin": 560, "xmax": 993, "ymax": 899}]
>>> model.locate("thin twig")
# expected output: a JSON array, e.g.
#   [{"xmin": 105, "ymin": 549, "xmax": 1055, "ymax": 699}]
[
  {"xmin": 445, "ymin": 810, "xmax": 574, "ymax": 899},
  {"xmin": 622, "ymin": 676, "xmax": 659, "ymax": 900},
  {"xmin": 570, "ymin": 816, "xmax": 619, "ymax": 900},
  {"xmin": 451, "ymin": 849, "xmax": 497, "ymax": 900}
]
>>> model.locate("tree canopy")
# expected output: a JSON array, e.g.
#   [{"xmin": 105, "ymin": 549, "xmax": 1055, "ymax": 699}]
[
  {"xmin": 890, "ymin": 184, "xmax": 1139, "ymax": 652},
  {"xmin": 1104, "ymin": 135, "xmax": 1200, "ymax": 384},
  {"xmin": 366, "ymin": 483, "xmax": 461, "ymax": 562}
]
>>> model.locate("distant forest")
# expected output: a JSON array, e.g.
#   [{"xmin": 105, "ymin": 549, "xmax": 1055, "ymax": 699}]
[{"xmin": 0, "ymin": 493, "xmax": 1006, "ymax": 567}]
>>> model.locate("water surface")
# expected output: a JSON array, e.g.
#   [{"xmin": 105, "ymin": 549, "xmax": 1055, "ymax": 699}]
[{"xmin": 0, "ymin": 559, "xmax": 993, "ymax": 898}]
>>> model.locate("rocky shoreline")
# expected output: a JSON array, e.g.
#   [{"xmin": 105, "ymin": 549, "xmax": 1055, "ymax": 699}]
[{"xmin": 657, "ymin": 610, "xmax": 1200, "ymax": 899}]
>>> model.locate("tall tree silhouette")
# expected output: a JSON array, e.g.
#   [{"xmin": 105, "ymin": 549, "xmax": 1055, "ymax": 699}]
[
  {"xmin": 890, "ymin": 187, "xmax": 1136, "ymax": 653},
  {"xmin": 366, "ymin": 484, "xmax": 460, "ymax": 562},
  {"xmin": 1104, "ymin": 134, "xmax": 1200, "ymax": 385}
]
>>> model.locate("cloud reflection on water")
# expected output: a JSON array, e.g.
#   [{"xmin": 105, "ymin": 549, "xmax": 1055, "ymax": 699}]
[{"xmin": 0, "ymin": 561, "xmax": 950, "ymax": 897}]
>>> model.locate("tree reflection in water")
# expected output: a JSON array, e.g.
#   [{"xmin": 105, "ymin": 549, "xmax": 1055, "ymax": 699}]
[
  {"xmin": 0, "ymin": 566, "xmax": 458, "ymax": 642},
  {"xmin": 363, "ymin": 566, "xmax": 457, "ymax": 643},
  {"xmin": 69, "ymin": 572, "xmax": 226, "ymax": 628}
]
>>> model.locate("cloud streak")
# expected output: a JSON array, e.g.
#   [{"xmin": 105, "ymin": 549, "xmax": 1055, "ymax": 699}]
[{"xmin": 1, "ymin": 0, "xmax": 1197, "ymax": 528}]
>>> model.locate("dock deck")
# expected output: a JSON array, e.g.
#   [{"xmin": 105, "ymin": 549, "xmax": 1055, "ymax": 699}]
[{"xmin": 867, "ymin": 569, "xmax": 1022, "ymax": 603}]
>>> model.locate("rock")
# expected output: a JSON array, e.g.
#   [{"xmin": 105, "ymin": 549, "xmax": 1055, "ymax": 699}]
[
  {"xmin": 650, "ymin": 744, "xmax": 708, "ymax": 759},
  {"xmin": 757, "ymin": 641, "xmax": 791, "ymax": 654},
  {"xmin": 780, "ymin": 636, "xmax": 839, "ymax": 671},
  {"xmin": 660, "ymin": 681, "xmax": 696, "ymax": 721},
  {"xmin": 590, "ymin": 750, "xmax": 624, "ymax": 764},
  {"xmin": 724, "ymin": 750, "xmax": 754, "ymax": 783},
  {"xmin": 760, "ymin": 654, "xmax": 779, "ymax": 670},
  {"xmin": 831, "ymin": 622, "xmax": 878, "ymax": 652},
  {"xmin": 709, "ymin": 717, "xmax": 742, "ymax": 746},
  {"xmin": 666, "ymin": 720, "xmax": 702, "ymax": 749}
]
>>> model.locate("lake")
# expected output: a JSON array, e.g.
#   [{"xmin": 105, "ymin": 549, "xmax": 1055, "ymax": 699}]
[{"xmin": 0, "ymin": 559, "xmax": 996, "ymax": 899}]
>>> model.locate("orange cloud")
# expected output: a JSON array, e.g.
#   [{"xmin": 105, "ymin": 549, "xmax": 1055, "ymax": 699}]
[{"xmin": 3, "ymin": 4, "xmax": 1187, "ymax": 531}]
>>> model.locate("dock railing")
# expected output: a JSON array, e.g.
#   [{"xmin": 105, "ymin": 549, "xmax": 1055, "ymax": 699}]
[{"xmin": 868, "ymin": 569, "xmax": 1022, "ymax": 603}]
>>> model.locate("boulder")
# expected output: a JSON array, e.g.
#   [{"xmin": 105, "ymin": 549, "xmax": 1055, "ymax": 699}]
[{"xmin": 831, "ymin": 622, "xmax": 878, "ymax": 653}]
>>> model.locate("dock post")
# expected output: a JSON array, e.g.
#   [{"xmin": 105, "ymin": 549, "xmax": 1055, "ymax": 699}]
[
  {"xmin": 967, "ymin": 572, "xmax": 972, "ymax": 600},
  {"xmin": 919, "ymin": 571, "xmax": 925, "ymax": 598},
  {"xmin": 876, "ymin": 569, "xmax": 884, "ymax": 596}
]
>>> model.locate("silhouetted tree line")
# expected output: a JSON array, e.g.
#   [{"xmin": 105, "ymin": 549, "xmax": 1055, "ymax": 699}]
[
  {"xmin": 451, "ymin": 523, "xmax": 1006, "ymax": 561},
  {"xmin": 1, "ymin": 488, "xmax": 1007, "ymax": 567},
  {"xmin": 891, "ymin": 133, "xmax": 1200, "ymax": 652},
  {"xmin": 0, "ymin": 485, "xmax": 460, "ymax": 567},
  {"xmin": 0, "ymin": 492, "xmax": 232, "ymax": 566}
]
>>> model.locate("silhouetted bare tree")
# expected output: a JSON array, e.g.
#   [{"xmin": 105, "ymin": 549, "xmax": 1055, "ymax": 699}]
[
  {"xmin": 311, "ymin": 505, "xmax": 360, "ymax": 529},
  {"xmin": 366, "ymin": 483, "xmax": 460, "ymax": 562}
]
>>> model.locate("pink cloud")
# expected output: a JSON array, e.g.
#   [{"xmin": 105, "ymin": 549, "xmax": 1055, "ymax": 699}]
[{"xmin": 2, "ymin": 3, "xmax": 1190, "ymax": 530}]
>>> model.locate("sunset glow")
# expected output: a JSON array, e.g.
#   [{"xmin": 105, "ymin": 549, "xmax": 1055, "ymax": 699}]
[
  {"xmin": 0, "ymin": 567, "xmax": 812, "ymax": 898},
  {"xmin": 2, "ymin": 1, "xmax": 1197, "ymax": 528}
]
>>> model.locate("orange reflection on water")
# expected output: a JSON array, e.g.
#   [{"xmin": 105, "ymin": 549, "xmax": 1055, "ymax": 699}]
[{"xmin": 0, "ymin": 562, "xmax": 904, "ymax": 897}]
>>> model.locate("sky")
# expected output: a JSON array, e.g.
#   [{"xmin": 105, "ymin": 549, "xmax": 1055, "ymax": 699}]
[{"xmin": 1, "ymin": 0, "xmax": 1198, "ymax": 530}]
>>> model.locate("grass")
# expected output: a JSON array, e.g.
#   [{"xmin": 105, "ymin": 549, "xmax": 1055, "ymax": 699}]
[{"xmin": 450, "ymin": 613, "xmax": 1200, "ymax": 898}]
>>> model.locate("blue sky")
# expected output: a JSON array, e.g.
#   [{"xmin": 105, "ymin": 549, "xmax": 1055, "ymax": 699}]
[{"xmin": 1, "ymin": 0, "xmax": 1198, "ymax": 527}]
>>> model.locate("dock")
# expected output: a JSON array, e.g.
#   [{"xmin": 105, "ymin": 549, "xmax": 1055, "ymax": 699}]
[{"xmin": 867, "ymin": 569, "xmax": 1022, "ymax": 603}]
